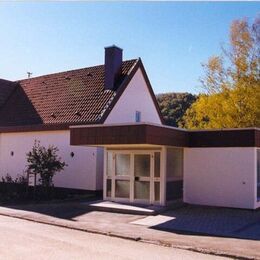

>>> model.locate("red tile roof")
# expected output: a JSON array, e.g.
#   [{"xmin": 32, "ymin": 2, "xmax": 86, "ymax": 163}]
[{"xmin": 0, "ymin": 59, "xmax": 138, "ymax": 127}]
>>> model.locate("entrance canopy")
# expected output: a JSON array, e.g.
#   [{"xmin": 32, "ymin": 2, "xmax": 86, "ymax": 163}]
[{"xmin": 70, "ymin": 123, "xmax": 259, "ymax": 148}]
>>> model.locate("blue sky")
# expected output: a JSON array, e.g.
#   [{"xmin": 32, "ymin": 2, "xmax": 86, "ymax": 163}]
[{"xmin": 0, "ymin": 2, "xmax": 258, "ymax": 94}]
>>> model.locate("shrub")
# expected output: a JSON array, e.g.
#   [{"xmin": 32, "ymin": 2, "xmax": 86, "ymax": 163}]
[{"xmin": 26, "ymin": 140, "xmax": 67, "ymax": 188}]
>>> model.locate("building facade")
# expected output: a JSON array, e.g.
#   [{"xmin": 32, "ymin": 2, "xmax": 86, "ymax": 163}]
[{"xmin": 0, "ymin": 46, "xmax": 259, "ymax": 209}]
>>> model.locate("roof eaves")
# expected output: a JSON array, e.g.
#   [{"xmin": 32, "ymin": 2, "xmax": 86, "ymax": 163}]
[{"xmin": 0, "ymin": 121, "xmax": 104, "ymax": 133}]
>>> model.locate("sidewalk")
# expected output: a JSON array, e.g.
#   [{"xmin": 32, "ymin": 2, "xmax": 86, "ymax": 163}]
[{"xmin": 0, "ymin": 202, "xmax": 259, "ymax": 259}]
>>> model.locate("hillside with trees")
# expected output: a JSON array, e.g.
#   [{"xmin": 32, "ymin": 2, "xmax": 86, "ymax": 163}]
[{"xmin": 156, "ymin": 92, "xmax": 197, "ymax": 127}]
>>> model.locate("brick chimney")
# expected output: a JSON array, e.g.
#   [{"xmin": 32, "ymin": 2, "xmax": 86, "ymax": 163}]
[{"xmin": 104, "ymin": 45, "xmax": 123, "ymax": 90}]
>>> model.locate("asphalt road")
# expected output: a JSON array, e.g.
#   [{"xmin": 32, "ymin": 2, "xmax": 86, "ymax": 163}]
[{"xmin": 0, "ymin": 215, "xmax": 228, "ymax": 260}]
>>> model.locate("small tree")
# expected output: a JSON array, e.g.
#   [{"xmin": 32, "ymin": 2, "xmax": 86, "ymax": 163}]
[{"xmin": 26, "ymin": 141, "xmax": 66, "ymax": 188}]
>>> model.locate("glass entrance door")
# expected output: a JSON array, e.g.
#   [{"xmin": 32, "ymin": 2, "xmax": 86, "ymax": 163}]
[
  {"xmin": 114, "ymin": 153, "xmax": 131, "ymax": 199},
  {"xmin": 105, "ymin": 150, "xmax": 161, "ymax": 205},
  {"xmin": 134, "ymin": 154, "xmax": 151, "ymax": 203}
]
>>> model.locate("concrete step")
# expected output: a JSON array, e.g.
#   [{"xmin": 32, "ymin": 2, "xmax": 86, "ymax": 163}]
[{"xmin": 81, "ymin": 200, "xmax": 166, "ymax": 215}]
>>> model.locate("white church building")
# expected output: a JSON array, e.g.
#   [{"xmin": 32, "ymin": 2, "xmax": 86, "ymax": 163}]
[{"xmin": 0, "ymin": 46, "xmax": 259, "ymax": 209}]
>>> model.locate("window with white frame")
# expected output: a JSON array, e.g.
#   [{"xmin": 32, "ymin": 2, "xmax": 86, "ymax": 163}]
[
  {"xmin": 135, "ymin": 111, "xmax": 141, "ymax": 122},
  {"xmin": 166, "ymin": 148, "xmax": 183, "ymax": 181}
]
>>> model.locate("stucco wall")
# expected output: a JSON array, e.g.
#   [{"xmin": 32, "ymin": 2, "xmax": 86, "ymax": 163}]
[
  {"xmin": 105, "ymin": 68, "xmax": 161, "ymax": 124},
  {"xmin": 0, "ymin": 130, "xmax": 100, "ymax": 190},
  {"xmin": 184, "ymin": 147, "xmax": 257, "ymax": 209}
]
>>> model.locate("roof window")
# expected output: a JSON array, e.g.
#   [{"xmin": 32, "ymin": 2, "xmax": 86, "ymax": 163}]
[{"xmin": 50, "ymin": 113, "xmax": 56, "ymax": 118}]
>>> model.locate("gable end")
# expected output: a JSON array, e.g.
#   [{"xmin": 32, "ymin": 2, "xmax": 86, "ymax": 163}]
[{"xmin": 100, "ymin": 59, "xmax": 164, "ymax": 124}]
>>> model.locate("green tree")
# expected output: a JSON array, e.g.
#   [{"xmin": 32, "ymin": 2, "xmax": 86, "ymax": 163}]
[
  {"xmin": 182, "ymin": 17, "xmax": 260, "ymax": 129},
  {"xmin": 26, "ymin": 141, "xmax": 67, "ymax": 188}
]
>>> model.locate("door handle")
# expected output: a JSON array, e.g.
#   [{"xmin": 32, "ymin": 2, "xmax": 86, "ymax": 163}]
[{"xmin": 135, "ymin": 176, "xmax": 140, "ymax": 181}]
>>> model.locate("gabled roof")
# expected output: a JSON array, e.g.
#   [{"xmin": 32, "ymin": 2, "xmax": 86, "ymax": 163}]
[{"xmin": 0, "ymin": 59, "xmax": 139, "ymax": 127}]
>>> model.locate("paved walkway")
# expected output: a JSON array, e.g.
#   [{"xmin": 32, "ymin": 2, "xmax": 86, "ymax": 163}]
[
  {"xmin": 132, "ymin": 206, "xmax": 260, "ymax": 240},
  {"xmin": 0, "ymin": 202, "xmax": 259, "ymax": 259}
]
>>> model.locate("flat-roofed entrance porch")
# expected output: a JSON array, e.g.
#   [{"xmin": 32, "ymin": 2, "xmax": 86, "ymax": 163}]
[
  {"xmin": 104, "ymin": 147, "xmax": 183, "ymax": 206},
  {"xmin": 70, "ymin": 123, "xmax": 259, "ymax": 209},
  {"xmin": 70, "ymin": 123, "xmax": 187, "ymax": 206}
]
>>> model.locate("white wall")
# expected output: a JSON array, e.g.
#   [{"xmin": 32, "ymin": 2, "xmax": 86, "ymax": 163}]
[
  {"xmin": 105, "ymin": 68, "xmax": 162, "ymax": 124},
  {"xmin": 184, "ymin": 147, "xmax": 258, "ymax": 209},
  {"xmin": 0, "ymin": 131, "xmax": 100, "ymax": 190}
]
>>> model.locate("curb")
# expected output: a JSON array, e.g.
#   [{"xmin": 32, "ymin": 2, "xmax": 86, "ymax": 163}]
[
  {"xmin": 0, "ymin": 211, "xmax": 258, "ymax": 260},
  {"xmin": 140, "ymin": 239, "xmax": 256, "ymax": 260},
  {"xmin": 0, "ymin": 212, "xmax": 141, "ymax": 241}
]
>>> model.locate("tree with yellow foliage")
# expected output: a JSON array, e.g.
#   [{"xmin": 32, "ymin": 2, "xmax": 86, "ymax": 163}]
[{"xmin": 182, "ymin": 17, "xmax": 260, "ymax": 129}]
